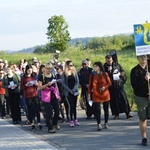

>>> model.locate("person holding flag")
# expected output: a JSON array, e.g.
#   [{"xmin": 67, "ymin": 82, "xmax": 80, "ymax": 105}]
[{"xmin": 130, "ymin": 55, "xmax": 150, "ymax": 146}]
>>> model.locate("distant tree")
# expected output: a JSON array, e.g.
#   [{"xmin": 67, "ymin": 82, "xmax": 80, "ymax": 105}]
[
  {"xmin": 33, "ymin": 46, "xmax": 43, "ymax": 54},
  {"xmin": 46, "ymin": 15, "xmax": 71, "ymax": 52},
  {"xmin": 76, "ymin": 40, "xmax": 84, "ymax": 50}
]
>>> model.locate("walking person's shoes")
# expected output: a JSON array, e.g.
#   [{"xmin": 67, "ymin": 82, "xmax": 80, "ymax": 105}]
[
  {"xmin": 142, "ymin": 138, "xmax": 148, "ymax": 146},
  {"xmin": 97, "ymin": 124, "xmax": 102, "ymax": 131},
  {"xmin": 126, "ymin": 114, "xmax": 133, "ymax": 119},
  {"xmin": 74, "ymin": 119, "xmax": 79, "ymax": 126},
  {"xmin": 38, "ymin": 124, "xmax": 43, "ymax": 130},
  {"xmin": 104, "ymin": 123, "xmax": 109, "ymax": 129},
  {"xmin": 70, "ymin": 121, "xmax": 75, "ymax": 127},
  {"xmin": 55, "ymin": 125, "xmax": 60, "ymax": 130},
  {"xmin": 113, "ymin": 115, "xmax": 119, "ymax": 120},
  {"xmin": 1, "ymin": 116, "xmax": 5, "ymax": 119},
  {"xmin": 31, "ymin": 125, "xmax": 36, "ymax": 130},
  {"xmin": 48, "ymin": 128, "xmax": 56, "ymax": 133},
  {"xmin": 25, "ymin": 120, "xmax": 31, "ymax": 125}
]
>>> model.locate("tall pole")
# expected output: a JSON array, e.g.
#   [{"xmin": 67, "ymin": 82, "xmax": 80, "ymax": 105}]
[{"xmin": 146, "ymin": 55, "xmax": 150, "ymax": 100}]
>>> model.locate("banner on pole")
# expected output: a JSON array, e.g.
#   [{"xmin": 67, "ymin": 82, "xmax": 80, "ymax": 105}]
[{"xmin": 133, "ymin": 23, "xmax": 150, "ymax": 56}]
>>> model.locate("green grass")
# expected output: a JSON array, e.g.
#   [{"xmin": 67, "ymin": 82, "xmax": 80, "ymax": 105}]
[{"xmin": 1, "ymin": 48, "xmax": 138, "ymax": 111}]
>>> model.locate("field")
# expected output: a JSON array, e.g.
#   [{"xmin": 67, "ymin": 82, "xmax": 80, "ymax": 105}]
[{"xmin": 1, "ymin": 48, "xmax": 138, "ymax": 110}]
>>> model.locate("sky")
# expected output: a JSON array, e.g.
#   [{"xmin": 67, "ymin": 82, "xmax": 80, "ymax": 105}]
[{"xmin": 0, "ymin": 0, "xmax": 150, "ymax": 50}]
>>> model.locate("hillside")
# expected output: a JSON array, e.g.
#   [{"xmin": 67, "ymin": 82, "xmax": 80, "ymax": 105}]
[{"xmin": 6, "ymin": 37, "xmax": 93, "ymax": 53}]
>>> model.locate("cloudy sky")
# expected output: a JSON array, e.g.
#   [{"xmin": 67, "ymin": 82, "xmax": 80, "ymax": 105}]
[{"xmin": 0, "ymin": 0, "xmax": 150, "ymax": 50}]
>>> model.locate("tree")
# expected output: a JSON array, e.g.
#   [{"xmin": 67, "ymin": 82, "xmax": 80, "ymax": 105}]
[
  {"xmin": 33, "ymin": 46, "xmax": 43, "ymax": 54},
  {"xmin": 46, "ymin": 15, "xmax": 71, "ymax": 52}
]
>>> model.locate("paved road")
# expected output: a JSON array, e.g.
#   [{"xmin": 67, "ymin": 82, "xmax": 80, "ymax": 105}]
[{"xmin": 1, "ymin": 106, "xmax": 150, "ymax": 150}]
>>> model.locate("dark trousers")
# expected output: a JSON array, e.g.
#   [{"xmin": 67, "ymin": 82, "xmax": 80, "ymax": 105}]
[
  {"xmin": 67, "ymin": 93, "xmax": 78, "ymax": 121},
  {"xmin": 5, "ymin": 95, "xmax": 10, "ymax": 115},
  {"xmin": 93, "ymin": 101, "xmax": 109, "ymax": 124},
  {"xmin": 0, "ymin": 95, "xmax": 5, "ymax": 117},
  {"xmin": 44, "ymin": 95, "xmax": 59, "ymax": 130},
  {"xmin": 9, "ymin": 92, "xmax": 21, "ymax": 122},
  {"xmin": 59, "ymin": 95, "xmax": 69, "ymax": 120},
  {"xmin": 25, "ymin": 96, "xmax": 40, "ymax": 124},
  {"xmin": 82, "ymin": 88, "xmax": 93, "ymax": 117}
]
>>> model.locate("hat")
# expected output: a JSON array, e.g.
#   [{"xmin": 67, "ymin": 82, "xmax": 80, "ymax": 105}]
[
  {"xmin": 33, "ymin": 59, "xmax": 38, "ymax": 63},
  {"xmin": 32, "ymin": 57, "xmax": 37, "ymax": 60},
  {"xmin": 22, "ymin": 65, "xmax": 26, "ymax": 69},
  {"xmin": 57, "ymin": 65, "xmax": 63, "ymax": 70},
  {"xmin": 3, "ymin": 60, "xmax": 8, "ymax": 64},
  {"xmin": 0, "ymin": 59, "xmax": 3, "ymax": 63},
  {"xmin": 82, "ymin": 60, "xmax": 88, "ymax": 64},
  {"xmin": 50, "ymin": 59, "xmax": 55, "ymax": 64}
]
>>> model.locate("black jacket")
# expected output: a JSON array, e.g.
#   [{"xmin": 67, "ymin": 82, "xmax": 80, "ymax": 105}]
[{"xmin": 130, "ymin": 64, "xmax": 150, "ymax": 97}]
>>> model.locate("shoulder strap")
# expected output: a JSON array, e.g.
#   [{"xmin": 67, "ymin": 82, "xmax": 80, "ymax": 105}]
[
  {"xmin": 102, "ymin": 72, "xmax": 108, "ymax": 83},
  {"xmin": 90, "ymin": 73, "xmax": 94, "ymax": 89},
  {"xmin": 42, "ymin": 74, "xmax": 45, "ymax": 84}
]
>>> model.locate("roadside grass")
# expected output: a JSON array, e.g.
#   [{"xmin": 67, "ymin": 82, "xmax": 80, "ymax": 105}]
[{"xmin": 1, "ymin": 48, "xmax": 138, "ymax": 111}]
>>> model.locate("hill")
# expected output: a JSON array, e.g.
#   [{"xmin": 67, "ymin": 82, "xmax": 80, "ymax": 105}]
[{"xmin": 6, "ymin": 37, "xmax": 93, "ymax": 53}]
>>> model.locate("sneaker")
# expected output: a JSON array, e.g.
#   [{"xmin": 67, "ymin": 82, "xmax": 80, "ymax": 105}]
[
  {"xmin": 74, "ymin": 119, "xmax": 79, "ymax": 126},
  {"xmin": 142, "ymin": 138, "xmax": 148, "ymax": 146},
  {"xmin": 55, "ymin": 125, "xmax": 60, "ymax": 130},
  {"xmin": 97, "ymin": 124, "xmax": 102, "ymax": 131},
  {"xmin": 25, "ymin": 120, "xmax": 31, "ymax": 125},
  {"xmin": 70, "ymin": 121, "xmax": 74, "ymax": 127},
  {"xmin": 113, "ymin": 115, "xmax": 119, "ymax": 120},
  {"xmin": 126, "ymin": 114, "xmax": 133, "ymax": 119},
  {"xmin": 31, "ymin": 125, "xmax": 36, "ymax": 130},
  {"xmin": 48, "ymin": 128, "xmax": 56, "ymax": 133},
  {"xmin": 38, "ymin": 125, "xmax": 42, "ymax": 130},
  {"xmin": 104, "ymin": 123, "xmax": 109, "ymax": 129}
]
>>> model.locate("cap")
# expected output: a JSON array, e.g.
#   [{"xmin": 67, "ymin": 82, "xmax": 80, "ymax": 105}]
[
  {"xmin": 33, "ymin": 59, "xmax": 38, "ymax": 63},
  {"xmin": 57, "ymin": 65, "xmax": 63, "ymax": 70},
  {"xmin": 0, "ymin": 59, "xmax": 3, "ymax": 63},
  {"xmin": 22, "ymin": 65, "xmax": 26, "ymax": 69},
  {"xmin": 50, "ymin": 60, "xmax": 55, "ymax": 64},
  {"xmin": 32, "ymin": 57, "xmax": 37, "ymax": 60},
  {"xmin": 3, "ymin": 60, "xmax": 8, "ymax": 63},
  {"xmin": 82, "ymin": 60, "xmax": 88, "ymax": 64}
]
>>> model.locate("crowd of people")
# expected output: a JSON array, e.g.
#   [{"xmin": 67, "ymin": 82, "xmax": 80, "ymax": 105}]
[{"xmin": 0, "ymin": 54, "xmax": 150, "ymax": 146}]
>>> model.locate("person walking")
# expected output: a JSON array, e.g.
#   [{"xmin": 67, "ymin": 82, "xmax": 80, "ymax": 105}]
[
  {"xmin": 2, "ymin": 65, "xmax": 21, "ymax": 124},
  {"xmin": 20, "ymin": 64, "xmax": 42, "ymax": 130},
  {"xmin": 88, "ymin": 62, "xmax": 111, "ymax": 130},
  {"xmin": 61, "ymin": 60, "xmax": 80, "ymax": 127},
  {"xmin": 56, "ymin": 64, "xmax": 69, "ymax": 122},
  {"xmin": 0, "ymin": 69, "xmax": 6, "ymax": 119},
  {"xmin": 104, "ymin": 55, "xmax": 133, "ymax": 119},
  {"xmin": 78, "ymin": 60, "xmax": 93, "ymax": 119},
  {"xmin": 130, "ymin": 55, "xmax": 150, "ymax": 146},
  {"xmin": 38, "ymin": 63, "xmax": 60, "ymax": 133}
]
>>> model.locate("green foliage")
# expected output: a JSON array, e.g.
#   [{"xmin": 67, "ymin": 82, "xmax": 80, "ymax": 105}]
[
  {"xmin": 46, "ymin": 15, "xmax": 71, "ymax": 52},
  {"xmin": 84, "ymin": 34, "xmax": 135, "ymax": 51},
  {"xmin": 6, "ymin": 46, "xmax": 138, "ymax": 110},
  {"xmin": 33, "ymin": 46, "xmax": 43, "ymax": 54}
]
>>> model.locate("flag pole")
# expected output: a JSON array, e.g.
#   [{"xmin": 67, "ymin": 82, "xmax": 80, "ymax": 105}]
[
  {"xmin": 146, "ymin": 55, "xmax": 150, "ymax": 100},
  {"xmin": 145, "ymin": 21, "xmax": 150, "ymax": 100}
]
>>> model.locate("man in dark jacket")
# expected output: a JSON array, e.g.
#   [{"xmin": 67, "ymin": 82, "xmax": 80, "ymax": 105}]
[
  {"xmin": 104, "ymin": 55, "xmax": 133, "ymax": 119},
  {"xmin": 78, "ymin": 60, "xmax": 93, "ymax": 118},
  {"xmin": 130, "ymin": 55, "xmax": 150, "ymax": 146}
]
